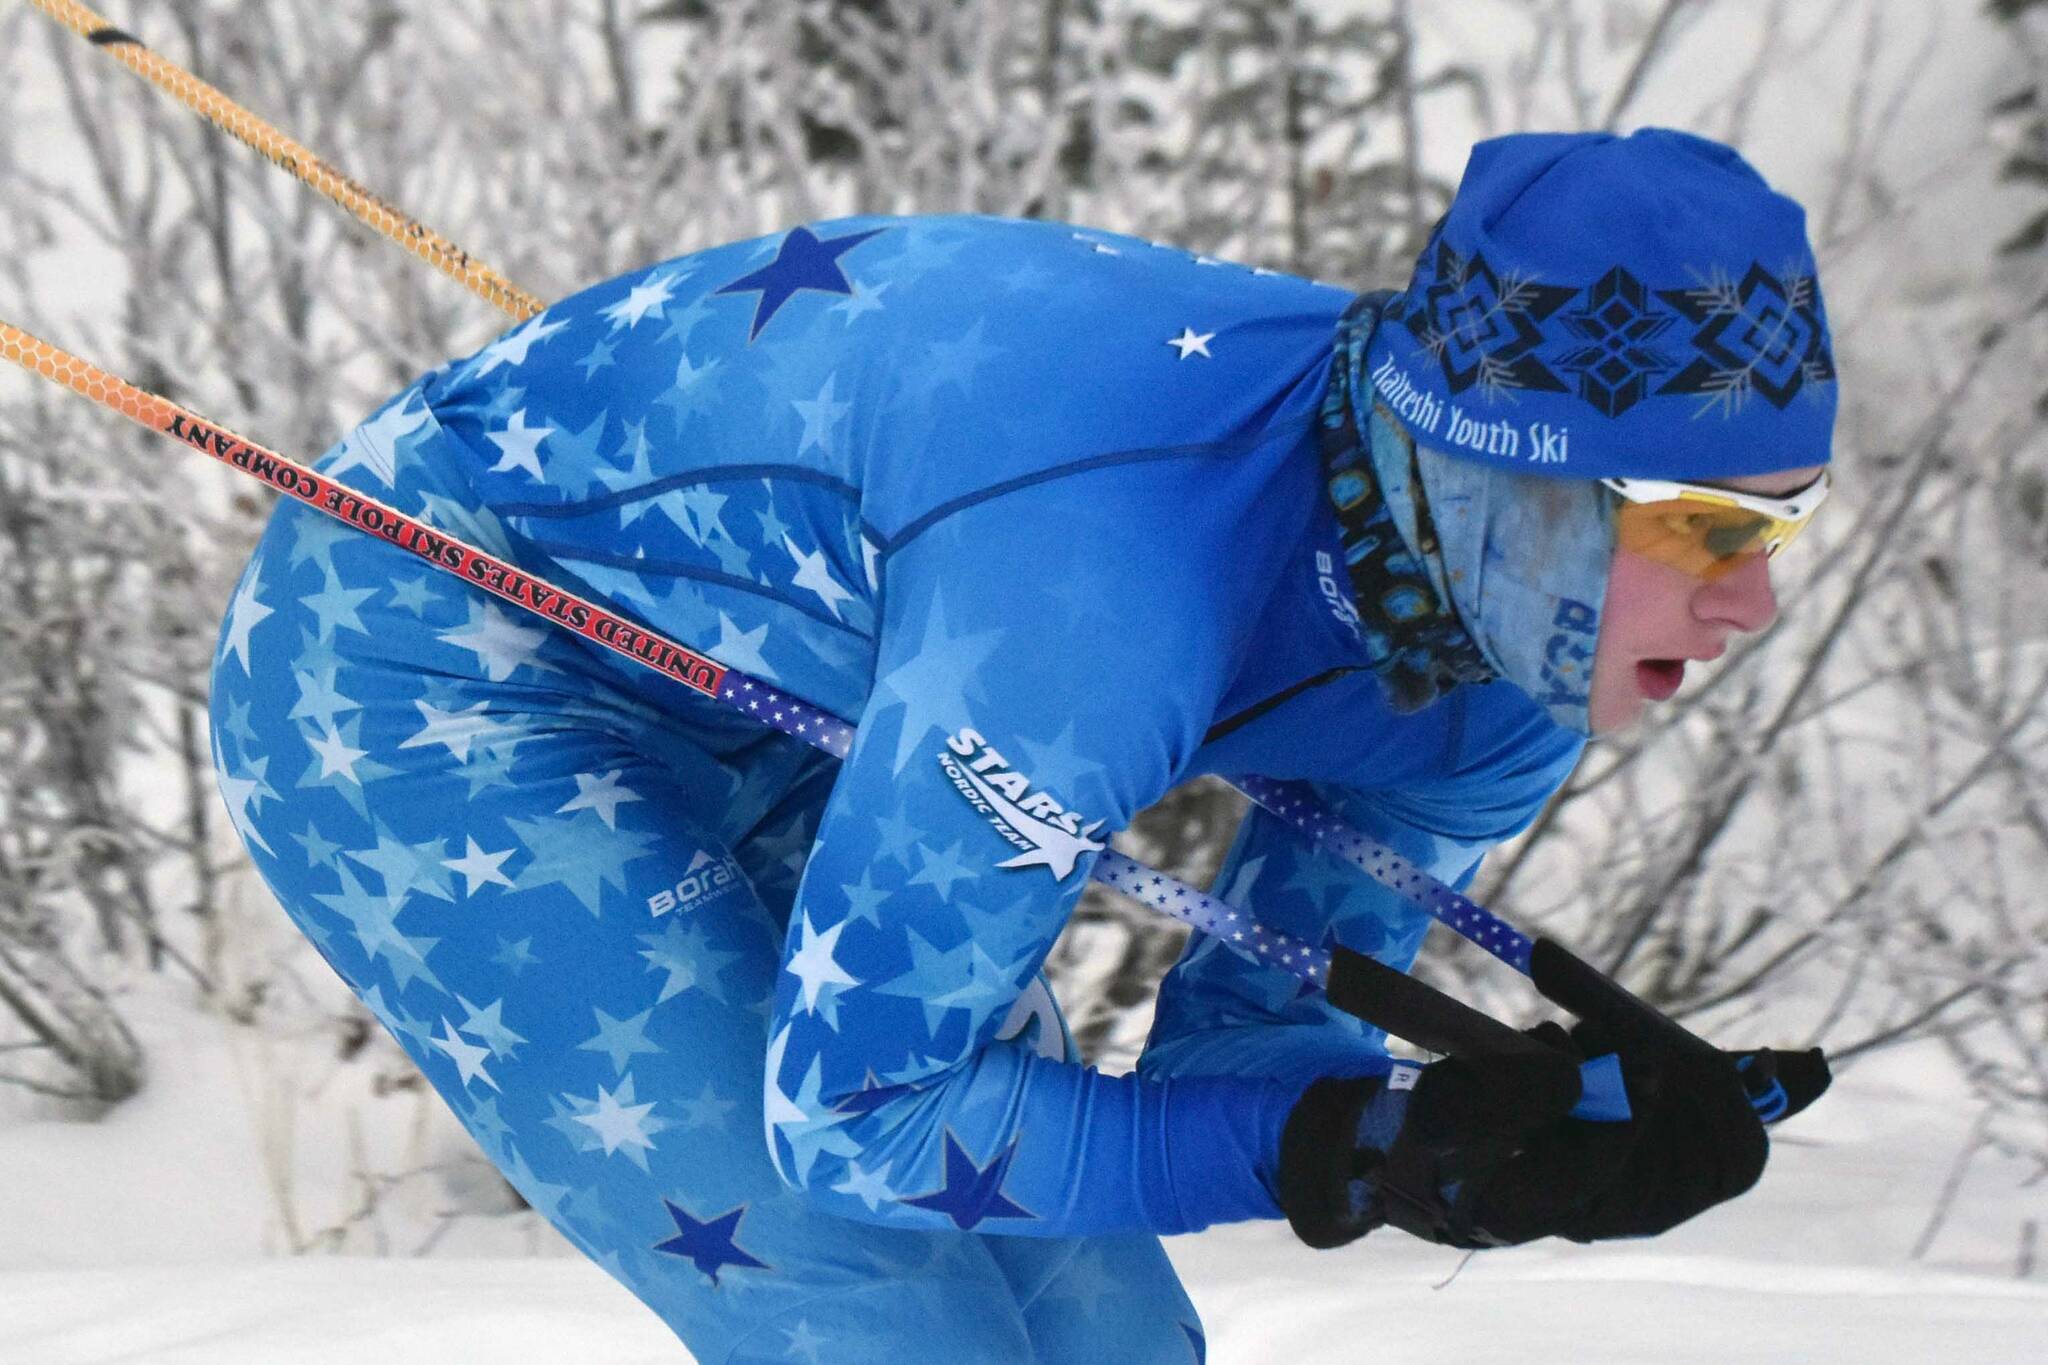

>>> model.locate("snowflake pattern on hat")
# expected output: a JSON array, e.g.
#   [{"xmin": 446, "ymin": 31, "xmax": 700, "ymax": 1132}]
[{"xmin": 1386, "ymin": 239, "xmax": 1835, "ymax": 420}]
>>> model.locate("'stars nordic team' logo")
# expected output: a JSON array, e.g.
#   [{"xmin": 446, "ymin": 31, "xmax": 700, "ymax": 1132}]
[{"xmin": 939, "ymin": 728, "xmax": 1106, "ymax": 880}]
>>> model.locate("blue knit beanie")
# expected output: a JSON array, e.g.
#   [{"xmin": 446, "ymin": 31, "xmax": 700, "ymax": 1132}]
[{"xmin": 1366, "ymin": 128, "xmax": 1836, "ymax": 480}]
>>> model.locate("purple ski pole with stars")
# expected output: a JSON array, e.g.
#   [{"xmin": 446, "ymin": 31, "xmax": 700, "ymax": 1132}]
[{"xmin": 1232, "ymin": 775, "xmax": 1536, "ymax": 975}]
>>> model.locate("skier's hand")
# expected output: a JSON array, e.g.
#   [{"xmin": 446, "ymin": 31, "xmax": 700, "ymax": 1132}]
[
  {"xmin": 1468, "ymin": 1028, "xmax": 1768, "ymax": 1245},
  {"xmin": 1276, "ymin": 1043, "xmax": 1588, "ymax": 1250},
  {"xmin": 1487, "ymin": 1022, "xmax": 1829, "ymax": 1245},
  {"xmin": 1275, "ymin": 1022, "xmax": 1822, "ymax": 1251}
]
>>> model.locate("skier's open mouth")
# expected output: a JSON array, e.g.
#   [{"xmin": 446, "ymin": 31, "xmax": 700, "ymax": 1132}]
[{"xmin": 1636, "ymin": 658, "xmax": 1686, "ymax": 701}]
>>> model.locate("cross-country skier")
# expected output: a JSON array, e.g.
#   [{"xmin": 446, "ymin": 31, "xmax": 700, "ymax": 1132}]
[{"xmin": 209, "ymin": 127, "xmax": 1836, "ymax": 1362}]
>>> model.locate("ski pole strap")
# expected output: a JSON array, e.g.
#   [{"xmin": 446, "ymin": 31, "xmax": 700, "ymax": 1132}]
[
  {"xmin": 1233, "ymin": 774, "xmax": 1535, "ymax": 973},
  {"xmin": 27, "ymin": 0, "xmax": 547, "ymax": 322}
]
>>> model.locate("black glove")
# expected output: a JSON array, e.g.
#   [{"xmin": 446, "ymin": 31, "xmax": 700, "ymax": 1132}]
[
  {"xmin": 1499, "ymin": 1022, "xmax": 1830, "ymax": 1245},
  {"xmin": 1276, "ymin": 1043, "xmax": 1586, "ymax": 1250},
  {"xmin": 1276, "ymin": 1024, "xmax": 1828, "ymax": 1251},
  {"xmin": 1473, "ymin": 1025, "xmax": 1765, "ymax": 1245},
  {"xmin": 1727, "ymin": 1043, "xmax": 1832, "ymax": 1123}
]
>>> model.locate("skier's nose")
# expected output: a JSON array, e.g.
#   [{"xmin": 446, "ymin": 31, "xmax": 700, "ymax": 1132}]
[{"xmin": 1696, "ymin": 552, "xmax": 1778, "ymax": 635}]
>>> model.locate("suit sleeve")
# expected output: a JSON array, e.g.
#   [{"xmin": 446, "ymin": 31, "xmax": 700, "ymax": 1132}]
[
  {"xmin": 760, "ymin": 451, "xmax": 1310, "ymax": 1237},
  {"xmin": 1141, "ymin": 681, "xmax": 1584, "ymax": 1089}
]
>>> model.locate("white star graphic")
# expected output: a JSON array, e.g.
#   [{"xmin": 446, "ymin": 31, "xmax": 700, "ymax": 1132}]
[
  {"xmin": 444, "ymin": 837, "xmax": 516, "ymax": 894},
  {"xmin": 601, "ymin": 269, "xmax": 681, "ymax": 330},
  {"xmin": 557, "ymin": 770, "xmax": 643, "ymax": 829},
  {"xmin": 399, "ymin": 699, "xmax": 503, "ymax": 763},
  {"xmin": 791, "ymin": 374, "xmax": 851, "ymax": 456},
  {"xmin": 571, "ymin": 1082, "xmax": 662, "ymax": 1156},
  {"xmin": 430, "ymin": 1020, "xmax": 499, "ymax": 1091},
  {"xmin": 472, "ymin": 315, "xmax": 568, "ymax": 377},
  {"xmin": 761, "ymin": 1025, "xmax": 808, "ymax": 1179},
  {"xmin": 211, "ymin": 739, "xmax": 275, "ymax": 856},
  {"xmin": 712, "ymin": 613, "xmax": 774, "ymax": 677},
  {"xmin": 832, "ymin": 1160, "xmax": 896, "ymax": 1212},
  {"xmin": 440, "ymin": 602, "xmax": 549, "ymax": 681},
  {"xmin": 1168, "ymin": 327, "xmax": 1215, "ymax": 359},
  {"xmin": 305, "ymin": 724, "xmax": 369, "ymax": 782},
  {"xmin": 783, "ymin": 535, "xmax": 856, "ymax": 620},
  {"xmin": 220, "ymin": 575, "xmax": 274, "ymax": 675},
  {"xmin": 486, "ymin": 408, "xmax": 553, "ymax": 481},
  {"xmin": 329, "ymin": 391, "xmax": 429, "ymax": 486},
  {"xmin": 785, "ymin": 912, "xmax": 860, "ymax": 1021}
]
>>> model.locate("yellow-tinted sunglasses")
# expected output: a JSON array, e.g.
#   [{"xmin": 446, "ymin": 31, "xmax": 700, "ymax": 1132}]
[{"xmin": 1602, "ymin": 471, "xmax": 1830, "ymax": 582}]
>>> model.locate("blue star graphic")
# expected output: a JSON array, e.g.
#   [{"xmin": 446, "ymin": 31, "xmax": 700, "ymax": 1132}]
[
  {"xmin": 291, "ymin": 820, "xmax": 344, "ymax": 868},
  {"xmin": 874, "ymin": 928, "xmax": 1005, "ymax": 1035},
  {"xmin": 301, "ymin": 566, "xmax": 376, "ymax": 643},
  {"xmin": 839, "ymin": 867, "xmax": 890, "ymax": 927},
  {"xmin": 1282, "ymin": 845, "xmax": 1353, "ymax": 912},
  {"xmin": 221, "ymin": 697, "xmax": 260, "ymax": 749},
  {"xmin": 387, "ymin": 576, "xmax": 436, "ymax": 616},
  {"xmin": 576, "ymin": 336, "xmax": 618, "ymax": 378},
  {"xmin": 907, "ymin": 840, "xmax": 978, "ymax": 902},
  {"xmin": 492, "ymin": 936, "xmax": 540, "ymax": 975},
  {"xmin": 715, "ymin": 226, "xmax": 887, "ymax": 341},
  {"xmin": 544, "ymin": 410, "xmax": 615, "ymax": 499},
  {"xmin": 875, "ymin": 588, "xmax": 1004, "ymax": 771},
  {"xmin": 652, "ymin": 1199, "xmax": 771, "ymax": 1285},
  {"xmin": 901, "ymin": 1130, "xmax": 1036, "ymax": 1231},
  {"xmin": 577, "ymin": 1004, "xmax": 663, "ymax": 1075},
  {"xmin": 638, "ymin": 918, "xmax": 742, "ymax": 1004}
]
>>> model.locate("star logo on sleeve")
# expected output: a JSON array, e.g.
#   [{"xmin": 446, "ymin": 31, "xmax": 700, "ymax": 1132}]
[
  {"xmin": 901, "ymin": 1130, "xmax": 1036, "ymax": 1231},
  {"xmin": 429, "ymin": 1018, "xmax": 499, "ymax": 1092},
  {"xmin": 783, "ymin": 535, "xmax": 857, "ymax": 620},
  {"xmin": 219, "ymin": 574, "xmax": 274, "ymax": 674},
  {"xmin": 471, "ymin": 314, "xmax": 568, "ymax": 378},
  {"xmin": 556, "ymin": 769, "xmax": 644, "ymax": 829},
  {"xmin": 567, "ymin": 1076, "xmax": 669, "ymax": 1166},
  {"xmin": 715, "ymin": 226, "xmax": 888, "ymax": 340},
  {"xmin": 486, "ymin": 408, "xmax": 554, "ymax": 481},
  {"xmin": 601, "ymin": 268, "xmax": 684, "ymax": 331},
  {"xmin": 784, "ymin": 911, "xmax": 861, "ymax": 1028},
  {"xmin": 1168, "ymin": 327, "xmax": 1216, "ymax": 359},
  {"xmin": 328, "ymin": 389, "xmax": 429, "ymax": 487},
  {"xmin": 652, "ymin": 1199, "xmax": 771, "ymax": 1285}
]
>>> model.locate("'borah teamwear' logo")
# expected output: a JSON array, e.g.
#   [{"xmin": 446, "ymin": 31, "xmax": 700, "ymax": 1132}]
[
  {"xmin": 647, "ymin": 848, "xmax": 747, "ymax": 916},
  {"xmin": 938, "ymin": 727, "xmax": 1106, "ymax": 880}
]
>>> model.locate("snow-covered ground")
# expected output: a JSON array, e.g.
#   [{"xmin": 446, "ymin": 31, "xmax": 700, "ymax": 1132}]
[{"xmin": 3, "ymin": 989, "xmax": 2044, "ymax": 1364}]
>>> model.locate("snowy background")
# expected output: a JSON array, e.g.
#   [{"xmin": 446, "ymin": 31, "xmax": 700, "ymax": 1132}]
[{"xmin": 2, "ymin": 2, "xmax": 2047, "ymax": 1361}]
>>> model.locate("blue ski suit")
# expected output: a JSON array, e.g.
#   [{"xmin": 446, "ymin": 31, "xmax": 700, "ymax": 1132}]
[{"xmin": 208, "ymin": 215, "xmax": 1581, "ymax": 1363}]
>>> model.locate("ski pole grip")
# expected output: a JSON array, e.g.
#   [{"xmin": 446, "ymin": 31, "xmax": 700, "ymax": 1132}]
[
  {"xmin": 1527, "ymin": 937, "xmax": 1714, "ymax": 1059},
  {"xmin": 1325, "ymin": 946, "xmax": 1548, "ymax": 1060},
  {"xmin": 1529, "ymin": 938, "xmax": 1804, "ymax": 1124}
]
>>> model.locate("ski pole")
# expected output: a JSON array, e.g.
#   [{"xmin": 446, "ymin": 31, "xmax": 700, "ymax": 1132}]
[
  {"xmin": 26, "ymin": 0, "xmax": 547, "ymax": 322},
  {"xmin": 1236, "ymin": 774, "xmax": 1739, "ymax": 1066}
]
